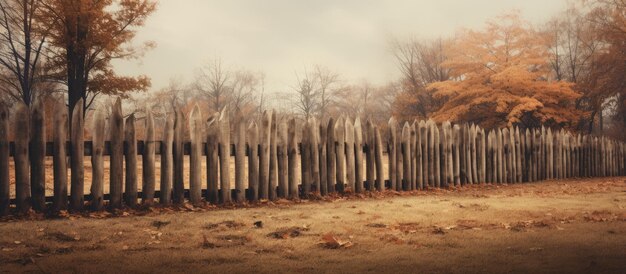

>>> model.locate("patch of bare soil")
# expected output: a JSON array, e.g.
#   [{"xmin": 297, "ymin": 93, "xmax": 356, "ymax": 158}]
[{"xmin": 0, "ymin": 177, "xmax": 625, "ymax": 273}]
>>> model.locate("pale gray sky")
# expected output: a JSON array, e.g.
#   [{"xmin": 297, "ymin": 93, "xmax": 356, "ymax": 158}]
[{"xmin": 113, "ymin": 0, "xmax": 569, "ymax": 94}]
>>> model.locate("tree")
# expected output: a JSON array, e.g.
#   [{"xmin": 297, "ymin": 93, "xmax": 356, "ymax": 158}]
[
  {"xmin": 427, "ymin": 12, "xmax": 583, "ymax": 129},
  {"xmin": 43, "ymin": 0, "xmax": 155, "ymax": 120},
  {"xmin": 0, "ymin": 0, "xmax": 50, "ymax": 106},
  {"xmin": 314, "ymin": 65, "xmax": 339, "ymax": 121},
  {"xmin": 292, "ymin": 70, "xmax": 318, "ymax": 121},
  {"xmin": 195, "ymin": 58, "xmax": 230, "ymax": 113}
]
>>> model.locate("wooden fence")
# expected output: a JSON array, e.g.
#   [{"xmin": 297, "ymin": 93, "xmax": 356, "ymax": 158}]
[{"xmin": 0, "ymin": 98, "xmax": 625, "ymax": 216}]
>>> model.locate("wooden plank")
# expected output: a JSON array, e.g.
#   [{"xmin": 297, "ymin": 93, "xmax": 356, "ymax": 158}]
[
  {"xmin": 234, "ymin": 119, "xmax": 246, "ymax": 203},
  {"xmin": 481, "ymin": 128, "xmax": 487, "ymax": 183},
  {"xmin": 443, "ymin": 121, "xmax": 453, "ymax": 187},
  {"xmin": 288, "ymin": 118, "xmax": 299, "ymax": 198},
  {"xmin": 428, "ymin": 120, "xmax": 436, "ymax": 187},
  {"xmin": 90, "ymin": 106, "xmax": 106, "ymax": 211},
  {"xmin": 374, "ymin": 126, "xmax": 384, "ymax": 191},
  {"xmin": 388, "ymin": 117, "xmax": 398, "ymax": 190},
  {"xmin": 219, "ymin": 108, "xmax": 231, "ymax": 204},
  {"xmin": 30, "ymin": 101, "xmax": 46, "ymax": 211},
  {"xmin": 345, "ymin": 118, "xmax": 356, "ymax": 192},
  {"xmin": 355, "ymin": 118, "xmax": 364, "ymax": 192},
  {"xmin": 172, "ymin": 109, "xmax": 185, "ymax": 204},
  {"xmin": 259, "ymin": 110, "xmax": 271, "ymax": 200},
  {"xmin": 487, "ymin": 130, "xmax": 493, "ymax": 183},
  {"xmin": 510, "ymin": 127, "xmax": 517, "ymax": 183},
  {"xmin": 417, "ymin": 121, "xmax": 425, "ymax": 189},
  {"xmin": 401, "ymin": 122, "xmax": 411, "ymax": 190},
  {"xmin": 301, "ymin": 119, "xmax": 311, "ymax": 196},
  {"xmin": 160, "ymin": 115, "xmax": 174, "ymax": 205},
  {"xmin": 310, "ymin": 118, "xmax": 320, "ymax": 194},
  {"xmin": 471, "ymin": 125, "xmax": 478, "ymax": 184},
  {"xmin": 546, "ymin": 128, "xmax": 553, "ymax": 180},
  {"xmin": 410, "ymin": 121, "xmax": 418, "ymax": 190},
  {"xmin": 365, "ymin": 119, "xmax": 375, "ymax": 191},
  {"xmin": 51, "ymin": 100, "xmax": 68, "ymax": 212},
  {"xmin": 269, "ymin": 111, "xmax": 278, "ymax": 200},
  {"xmin": 335, "ymin": 116, "xmax": 346, "ymax": 193},
  {"xmin": 496, "ymin": 128, "xmax": 504, "ymax": 184},
  {"xmin": 124, "ymin": 114, "xmax": 138, "ymax": 207},
  {"xmin": 433, "ymin": 123, "xmax": 440, "ymax": 188},
  {"xmin": 142, "ymin": 109, "xmax": 156, "ymax": 204},
  {"xmin": 14, "ymin": 104, "xmax": 31, "ymax": 213},
  {"xmin": 206, "ymin": 113, "xmax": 219, "ymax": 204},
  {"xmin": 420, "ymin": 121, "xmax": 429, "ymax": 188},
  {"xmin": 0, "ymin": 105, "xmax": 8, "ymax": 215},
  {"xmin": 277, "ymin": 119, "xmax": 288, "ymax": 198},
  {"xmin": 189, "ymin": 105, "xmax": 204, "ymax": 204},
  {"xmin": 502, "ymin": 127, "xmax": 510, "ymax": 184},
  {"xmin": 326, "ymin": 118, "xmax": 336, "ymax": 193},
  {"xmin": 247, "ymin": 121, "xmax": 259, "ymax": 201},
  {"xmin": 453, "ymin": 125, "xmax": 461, "ymax": 186},
  {"xmin": 319, "ymin": 121, "xmax": 328, "ymax": 195},
  {"xmin": 70, "ymin": 99, "xmax": 85, "ymax": 211}
]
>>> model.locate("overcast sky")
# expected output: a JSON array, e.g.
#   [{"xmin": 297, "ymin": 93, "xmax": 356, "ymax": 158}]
[{"xmin": 113, "ymin": 0, "xmax": 569, "ymax": 95}]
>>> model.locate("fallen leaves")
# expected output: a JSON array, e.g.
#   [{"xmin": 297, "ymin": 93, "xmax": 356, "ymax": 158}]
[
  {"xmin": 319, "ymin": 233, "xmax": 353, "ymax": 249},
  {"xmin": 267, "ymin": 226, "xmax": 310, "ymax": 239}
]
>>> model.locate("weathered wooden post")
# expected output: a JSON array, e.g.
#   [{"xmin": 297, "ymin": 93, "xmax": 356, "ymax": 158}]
[
  {"xmin": 354, "ymin": 118, "xmax": 364, "ymax": 193},
  {"xmin": 206, "ymin": 113, "xmax": 219, "ymax": 204},
  {"xmin": 30, "ymin": 101, "xmax": 46, "ymax": 211},
  {"xmin": 70, "ymin": 99, "xmax": 85, "ymax": 211},
  {"xmin": 109, "ymin": 98, "xmax": 124, "ymax": 208},
  {"xmin": 326, "ymin": 118, "xmax": 336, "ymax": 193},
  {"xmin": 335, "ymin": 116, "xmax": 346, "ymax": 193},
  {"xmin": 365, "ymin": 120, "xmax": 375, "ymax": 191},
  {"xmin": 546, "ymin": 128, "xmax": 553, "ymax": 180},
  {"xmin": 124, "ymin": 114, "xmax": 138, "ymax": 207},
  {"xmin": 481, "ymin": 128, "xmax": 487, "ymax": 183},
  {"xmin": 511, "ymin": 127, "xmax": 518, "ymax": 183},
  {"xmin": 453, "ymin": 125, "xmax": 461, "ymax": 186},
  {"xmin": 411, "ymin": 121, "xmax": 418, "ymax": 190},
  {"xmin": 301, "ymin": 120, "xmax": 312, "ymax": 196},
  {"xmin": 428, "ymin": 120, "xmax": 436, "ymax": 187},
  {"xmin": 496, "ymin": 128, "xmax": 504, "ymax": 184},
  {"xmin": 218, "ymin": 108, "xmax": 231, "ymax": 204},
  {"xmin": 374, "ymin": 126, "xmax": 384, "ymax": 191},
  {"xmin": 259, "ymin": 110, "xmax": 271, "ymax": 199},
  {"xmin": 234, "ymin": 119, "xmax": 246, "ymax": 203},
  {"xmin": 417, "ymin": 121, "xmax": 425, "ymax": 189},
  {"xmin": 401, "ymin": 122, "xmax": 411, "ymax": 190},
  {"xmin": 14, "ymin": 104, "xmax": 31, "ymax": 213},
  {"xmin": 433, "ymin": 123, "xmax": 441, "ymax": 187},
  {"xmin": 388, "ymin": 118, "xmax": 398, "ymax": 190},
  {"xmin": 269, "ymin": 111, "xmax": 278, "ymax": 200},
  {"xmin": 470, "ymin": 125, "xmax": 477, "ymax": 184},
  {"xmin": 319, "ymin": 122, "xmax": 328, "ymax": 195},
  {"xmin": 189, "ymin": 106, "xmax": 204, "ymax": 204},
  {"xmin": 91, "ymin": 107, "xmax": 106, "ymax": 211},
  {"xmin": 288, "ymin": 118, "xmax": 299, "ymax": 199},
  {"xmin": 172, "ymin": 109, "xmax": 185, "ymax": 204},
  {"xmin": 443, "ymin": 121, "xmax": 453, "ymax": 187},
  {"xmin": 278, "ymin": 119, "xmax": 288, "ymax": 198},
  {"xmin": 310, "ymin": 118, "xmax": 320, "ymax": 194},
  {"xmin": 502, "ymin": 127, "xmax": 511, "ymax": 183},
  {"xmin": 248, "ymin": 121, "xmax": 259, "ymax": 201},
  {"xmin": 420, "ymin": 121, "xmax": 428, "ymax": 188},
  {"xmin": 487, "ymin": 130, "xmax": 493, "ymax": 183},
  {"xmin": 142, "ymin": 109, "xmax": 156, "ymax": 204},
  {"xmin": 345, "ymin": 119, "xmax": 356, "ymax": 192},
  {"xmin": 0, "ymin": 105, "xmax": 9, "ymax": 215},
  {"xmin": 160, "ymin": 115, "xmax": 174, "ymax": 205}
]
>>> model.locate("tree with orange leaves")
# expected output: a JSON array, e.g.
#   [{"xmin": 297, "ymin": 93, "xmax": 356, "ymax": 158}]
[{"xmin": 427, "ymin": 12, "xmax": 584, "ymax": 129}]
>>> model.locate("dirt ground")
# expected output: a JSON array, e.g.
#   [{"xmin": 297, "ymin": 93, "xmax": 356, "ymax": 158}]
[{"xmin": 1, "ymin": 177, "xmax": 625, "ymax": 274}]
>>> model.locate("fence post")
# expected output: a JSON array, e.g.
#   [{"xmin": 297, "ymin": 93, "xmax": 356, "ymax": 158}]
[
  {"xmin": 173, "ymin": 109, "xmax": 185, "ymax": 204},
  {"xmin": 335, "ymin": 116, "xmax": 346, "ymax": 193},
  {"xmin": 278, "ymin": 119, "xmax": 288, "ymax": 198},
  {"xmin": 374, "ymin": 126, "xmax": 384, "ymax": 191},
  {"xmin": 443, "ymin": 121, "xmax": 453, "ymax": 187},
  {"xmin": 310, "ymin": 118, "xmax": 321, "ymax": 194},
  {"xmin": 218, "ymin": 108, "xmax": 231, "ymax": 204},
  {"xmin": 411, "ymin": 121, "xmax": 418, "ymax": 190},
  {"xmin": 301, "ymin": 120, "xmax": 311, "ymax": 196},
  {"xmin": 355, "ymin": 118, "xmax": 364, "ymax": 192},
  {"xmin": 259, "ymin": 110, "xmax": 271, "ymax": 200},
  {"xmin": 0, "ymin": 105, "xmax": 9, "ymax": 215},
  {"xmin": 269, "ymin": 111, "xmax": 278, "ymax": 200},
  {"xmin": 511, "ymin": 127, "xmax": 518, "ymax": 183},
  {"xmin": 401, "ymin": 123, "xmax": 410, "ymax": 190},
  {"xmin": 248, "ymin": 121, "xmax": 259, "ymax": 201},
  {"xmin": 30, "ymin": 101, "xmax": 46, "ymax": 211},
  {"xmin": 345, "ymin": 119, "xmax": 356, "ymax": 192},
  {"xmin": 206, "ymin": 113, "xmax": 219, "ymax": 204},
  {"xmin": 142, "ymin": 109, "xmax": 156, "ymax": 204},
  {"xmin": 546, "ymin": 128, "xmax": 553, "ymax": 180},
  {"xmin": 160, "ymin": 115, "xmax": 174, "ymax": 205},
  {"xmin": 365, "ymin": 120, "xmax": 375, "ymax": 191},
  {"xmin": 124, "ymin": 114, "xmax": 138, "ymax": 207},
  {"xmin": 388, "ymin": 118, "xmax": 397, "ymax": 190},
  {"xmin": 486, "ymin": 130, "xmax": 493, "ymax": 183},
  {"xmin": 109, "ymin": 99, "xmax": 124, "ymax": 209},
  {"xmin": 234, "ymin": 119, "xmax": 246, "ymax": 203},
  {"xmin": 288, "ymin": 118, "xmax": 299, "ymax": 199},
  {"xmin": 417, "ymin": 121, "xmax": 425, "ymax": 189},
  {"xmin": 70, "ymin": 99, "xmax": 85, "ymax": 211},
  {"xmin": 189, "ymin": 105, "xmax": 204, "ymax": 204},
  {"xmin": 326, "ymin": 118, "xmax": 336, "ymax": 193},
  {"xmin": 319, "ymin": 121, "xmax": 328, "ymax": 195},
  {"xmin": 420, "ymin": 121, "xmax": 428, "ymax": 188},
  {"xmin": 453, "ymin": 125, "xmax": 461, "ymax": 186},
  {"xmin": 14, "ymin": 104, "xmax": 30, "ymax": 213},
  {"xmin": 91, "ymin": 107, "xmax": 106, "ymax": 211}
]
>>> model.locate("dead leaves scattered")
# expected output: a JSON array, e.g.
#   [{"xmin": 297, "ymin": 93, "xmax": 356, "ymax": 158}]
[
  {"xmin": 267, "ymin": 226, "xmax": 310, "ymax": 239},
  {"xmin": 319, "ymin": 233, "xmax": 353, "ymax": 249}
]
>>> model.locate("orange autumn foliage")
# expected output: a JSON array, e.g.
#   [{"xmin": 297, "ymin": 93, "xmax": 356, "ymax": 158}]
[{"xmin": 427, "ymin": 12, "xmax": 584, "ymax": 129}]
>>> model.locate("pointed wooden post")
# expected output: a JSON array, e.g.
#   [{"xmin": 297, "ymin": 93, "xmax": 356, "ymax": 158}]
[
  {"xmin": 310, "ymin": 118, "xmax": 321, "ymax": 194},
  {"xmin": 160, "ymin": 115, "xmax": 174, "ymax": 205},
  {"xmin": 234, "ymin": 119, "xmax": 246, "ymax": 203},
  {"xmin": 388, "ymin": 118, "xmax": 398, "ymax": 190},
  {"xmin": 206, "ymin": 113, "xmax": 219, "ymax": 204},
  {"xmin": 218, "ymin": 108, "xmax": 231, "ymax": 204},
  {"xmin": 259, "ymin": 111, "xmax": 271, "ymax": 200},
  {"xmin": 453, "ymin": 124, "xmax": 461, "ymax": 186},
  {"xmin": 335, "ymin": 116, "xmax": 346, "ymax": 193},
  {"xmin": 301, "ymin": 120, "xmax": 311, "ymax": 196},
  {"xmin": 410, "ymin": 121, "xmax": 418, "ymax": 190},
  {"xmin": 470, "ymin": 125, "xmax": 477, "ymax": 184},
  {"xmin": 288, "ymin": 118, "xmax": 299, "ymax": 199},
  {"xmin": 189, "ymin": 105, "xmax": 204, "ymax": 204},
  {"xmin": 124, "ymin": 114, "xmax": 138, "ymax": 207},
  {"xmin": 345, "ymin": 119, "xmax": 356, "ymax": 192},
  {"xmin": 52, "ymin": 100, "xmax": 67, "ymax": 213},
  {"xmin": 442, "ymin": 121, "xmax": 453, "ymax": 187},
  {"xmin": 70, "ymin": 99, "xmax": 85, "ymax": 211},
  {"xmin": 417, "ymin": 121, "xmax": 425, "ymax": 189},
  {"xmin": 355, "ymin": 118, "xmax": 364, "ymax": 192},
  {"xmin": 91, "ymin": 107, "xmax": 106, "ymax": 211},
  {"xmin": 172, "ymin": 109, "xmax": 185, "ymax": 204},
  {"xmin": 401, "ymin": 123, "xmax": 411, "ymax": 190},
  {"xmin": 374, "ymin": 126, "xmax": 384, "ymax": 191},
  {"xmin": 30, "ymin": 101, "xmax": 46, "ymax": 211},
  {"xmin": 142, "ymin": 109, "xmax": 156, "ymax": 204},
  {"xmin": 326, "ymin": 118, "xmax": 336, "ymax": 193},
  {"xmin": 248, "ymin": 121, "xmax": 259, "ymax": 201},
  {"xmin": 0, "ymin": 105, "xmax": 9, "ymax": 215},
  {"xmin": 14, "ymin": 104, "xmax": 31, "ymax": 213},
  {"xmin": 277, "ymin": 119, "xmax": 288, "ymax": 198},
  {"xmin": 365, "ymin": 120, "xmax": 375, "ymax": 191},
  {"xmin": 269, "ymin": 111, "xmax": 278, "ymax": 200},
  {"xmin": 319, "ymin": 121, "xmax": 328, "ymax": 195}
]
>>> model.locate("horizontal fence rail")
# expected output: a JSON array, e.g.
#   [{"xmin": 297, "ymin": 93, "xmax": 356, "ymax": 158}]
[{"xmin": 0, "ymin": 100, "xmax": 625, "ymax": 216}]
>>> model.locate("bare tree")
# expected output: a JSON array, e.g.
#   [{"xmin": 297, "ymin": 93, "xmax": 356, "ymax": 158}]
[
  {"xmin": 314, "ymin": 65, "xmax": 339, "ymax": 120},
  {"xmin": 195, "ymin": 58, "xmax": 230, "ymax": 113},
  {"xmin": 292, "ymin": 70, "xmax": 318, "ymax": 121}
]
